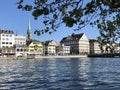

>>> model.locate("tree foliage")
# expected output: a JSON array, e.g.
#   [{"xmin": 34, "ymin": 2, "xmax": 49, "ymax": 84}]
[
  {"xmin": 17, "ymin": 0, "xmax": 120, "ymax": 37},
  {"xmin": 97, "ymin": 19, "xmax": 120, "ymax": 53}
]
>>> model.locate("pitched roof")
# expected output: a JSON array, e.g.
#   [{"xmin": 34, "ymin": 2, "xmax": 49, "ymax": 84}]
[
  {"xmin": 60, "ymin": 33, "xmax": 84, "ymax": 43},
  {"xmin": 44, "ymin": 40, "xmax": 59, "ymax": 46},
  {"xmin": 44, "ymin": 40, "xmax": 54, "ymax": 46},
  {"xmin": 26, "ymin": 39, "xmax": 41, "ymax": 46},
  {"xmin": 89, "ymin": 39, "xmax": 99, "ymax": 42},
  {"xmin": 0, "ymin": 30, "xmax": 14, "ymax": 34}
]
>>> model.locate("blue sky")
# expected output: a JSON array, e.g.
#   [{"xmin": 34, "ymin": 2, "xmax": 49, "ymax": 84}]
[{"xmin": 0, "ymin": 0, "xmax": 99, "ymax": 42}]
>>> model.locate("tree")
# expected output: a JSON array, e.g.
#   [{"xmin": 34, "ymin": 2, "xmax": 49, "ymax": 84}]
[
  {"xmin": 17, "ymin": 0, "xmax": 120, "ymax": 36},
  {"xmin": 97, "ymin": 19, "xmax": 120, "ymax": 53}
]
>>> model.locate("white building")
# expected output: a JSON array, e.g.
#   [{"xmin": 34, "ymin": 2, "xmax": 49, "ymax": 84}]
[
  {"xmin": 60, "ymin": 33, "xmax": 89, "ymax": 55},
  {"xmin": 44, "ymin": 40, "xmax": 58, "ymax": 55},
  {"xmin": 15, "ymin": 45, "xmax": 28, "ymax": 57},
  {"xmin": 0, "ymin": 30, "xmax": 15, "ymax": 48},
  {"xmin": 15, "ymin": 35, "xmax": 26, "ymax": 46},
  {"xmin": 59, "ymin": 44, "xmax": 70, "ymax": 55},
  {"xmin": 89, "ymin": 39, "xmax": 101, "ymax": 54}
]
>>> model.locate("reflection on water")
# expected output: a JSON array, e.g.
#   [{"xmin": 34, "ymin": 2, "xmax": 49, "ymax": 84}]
[{"xmin": 0, "ymin": 58, "xmax": 120, "ymax": 89}]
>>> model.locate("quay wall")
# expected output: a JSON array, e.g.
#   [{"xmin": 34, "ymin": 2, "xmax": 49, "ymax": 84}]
[{"xmin": 0, "ymin": 55, "xmax": 87, "ymax": 60}]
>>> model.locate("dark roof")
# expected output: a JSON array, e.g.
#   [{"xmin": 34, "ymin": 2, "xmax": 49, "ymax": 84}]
[
  {"xmin": 60, "ymin": 33, "xmax": 84, "ymax": 43},
  {"xmin": 89, "ymin": 39, "xmax": 99, "ymax": 42},
  {"xmin": 44, "ymin": 40, "xmax": 59, "ymax": 46},
  {"xmin": 44, "ymin": 40, "xmax": 53, "ymax": 46},
  {"xmin": 0, "ymin": 30, "xmax": 14, "ymax": 34}
]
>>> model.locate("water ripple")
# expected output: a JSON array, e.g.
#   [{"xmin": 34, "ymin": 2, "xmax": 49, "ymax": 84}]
[{"xmin": 0, "ymin": 58, "xmax": 120, "ymax": 89}]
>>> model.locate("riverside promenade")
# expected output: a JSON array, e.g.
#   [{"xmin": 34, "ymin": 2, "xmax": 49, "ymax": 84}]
[
  {"xmin": 0, "ymin": 55, "xmax": 87, "ymax": 60},
  {"xmin": 35, "ymin": 55, "xmax": 87, "ymax": 59}
]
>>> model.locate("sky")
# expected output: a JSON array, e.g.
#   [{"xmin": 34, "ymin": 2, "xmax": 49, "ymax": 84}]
[{"xmin": 0, "ymin": 0, "xmax": 99, "ymax": 43}]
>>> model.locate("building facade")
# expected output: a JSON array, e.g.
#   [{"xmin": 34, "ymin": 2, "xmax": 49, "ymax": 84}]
[
  {"xmin": 15, "ymin": 45, "xmax": 28, "ymax": 57},
  {"xmin": 2, "ymin": 47, "xmax": 16, "ymax": 58},
  {"xmin": 89, "ymin": 39, "xmax": 101, "ymax": 54},
  {"xmin": 60, "ymin": 33, "xmax": 89, "ymax": 55},
  {"xmin": 44, "ymin": 40, "xmax": 58, "ymax": 55},
  {"xmin": 27, "ymin": 40, "xmax": 43, "ymax": 55},
  {"xmin": 59, "ymin": 44, "xmax": 70, "ymax": 55},
  {"xmin": 0, "ymin": 30, "xmax": 15, "ymax": 48},
  {"xmin": 15, "ymin": 35, "xmax": 26, "ymax": 46}
]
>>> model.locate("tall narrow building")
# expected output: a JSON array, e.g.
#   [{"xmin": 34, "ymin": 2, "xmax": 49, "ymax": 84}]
[{"xmin": 27, "ymin": 19, "xmax": 31, "ymax": 40}]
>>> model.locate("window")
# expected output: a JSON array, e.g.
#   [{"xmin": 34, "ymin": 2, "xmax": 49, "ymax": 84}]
[
  {"xmin": 21, "ymin": 49, "xmax": 23, "ymax": 51},
  {"xmin": 30, "ymin": 46, "xmax": 34, "ymax": 48},
  {"xmin": 6, "ymin": 34, "xmax": 8, "ymax": 37},
  {"xmin": 2, "ymin": 46, "xmax": 5, "ymax": 48},
  {"xmin": 2, "ymin": 42, "xmax": 5, "ymax": 44},
  {"xmin": 9, "ymin": 42, "xmax": 12, "ymax": 44},
  {"xmin": 17, "ymin": 49, "xmax": 19, "ymax": 51},
  {"xmin": 6, "ymin": 38, "xmax": 9, "ymax": 40},
  {"xmin": 30, "ymin": 49, "xmax": 34, "ymax": 51}
]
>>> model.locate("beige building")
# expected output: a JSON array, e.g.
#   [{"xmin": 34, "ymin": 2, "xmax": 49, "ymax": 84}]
[
  {"xmin": 15, "ymin": 39, "xmax": 43, "ymax": 57},
  {"xmin": 26, "ymin": 40, "xmax": 43, "ymax": 55},
  {"xmin": 60, "ymin": 33, "xmax": 89, "ymax": 55},
  {"xmin": 89, "ymin": 39, "xmax": 101, "ymax": 54},
  {"xmin": 2, "ymin": 47, "xmax": 16, "ymax": 58}
]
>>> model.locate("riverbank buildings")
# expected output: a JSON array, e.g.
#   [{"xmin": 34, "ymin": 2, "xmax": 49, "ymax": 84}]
[
  {"xmin": 1, "ymin": 19, "xmax": 120, "ymax": 58},
  {"xmin": 24, "ymin": 20, "xmax": 43, "ymax": 57},
  {"xmin": 0, "ymin": 20, "xmax": 44, "ymax": 58},
  {"xmin": 60, "ymin": 33, "xmax": 89, "ymax": 55}
]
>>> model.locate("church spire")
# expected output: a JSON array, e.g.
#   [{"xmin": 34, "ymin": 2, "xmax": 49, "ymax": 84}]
[{"xmin": 27, "ymin": 19, "xmax": 31, "ymax": 40}]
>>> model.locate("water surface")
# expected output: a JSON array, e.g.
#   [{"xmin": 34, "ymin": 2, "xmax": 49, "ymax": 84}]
[{"xmin": 0, "ymin": 58, "xmax": 120, "ymax": 90}]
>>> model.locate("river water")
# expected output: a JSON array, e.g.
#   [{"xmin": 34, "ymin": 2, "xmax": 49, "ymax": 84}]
[{"xmin": 0, "ymin": 58, "xmax": 120, "ymax": 90}]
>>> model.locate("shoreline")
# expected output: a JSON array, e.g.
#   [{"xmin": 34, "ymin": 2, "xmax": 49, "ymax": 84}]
[
  {"xmin": 0, "ymin": 55, "xmax": 87, "ymax": 60},
  {"xmin": 35, "ymin": 55, "xmax": 87, "ymax": 59},
  {"xmin": 0, "ymin": 53, "xmax": 119, "ymax": 60}
]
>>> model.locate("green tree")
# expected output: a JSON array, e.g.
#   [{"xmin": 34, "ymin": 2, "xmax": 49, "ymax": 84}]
[
  {"xmin": 97, "ymin": 19, "xmax": 120, "ymax": 53},
  {"xmin": 17, "ymin": 0, "xmax": 120, "ymax": 36}
]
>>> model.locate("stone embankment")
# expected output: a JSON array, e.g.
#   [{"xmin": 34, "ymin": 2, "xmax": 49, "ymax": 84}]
[
  {"xmin": 0, "ymin": 55, "xmax": 87, "ymax": 60},
  {"xmin": 35, "ymin": 55, "xmax": 87, "ymax": 59}
]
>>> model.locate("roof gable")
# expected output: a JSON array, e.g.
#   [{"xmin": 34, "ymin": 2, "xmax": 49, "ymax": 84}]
[
  {"xmin": 60, "ymin": 33, "xmax": 84, "ymax": 43},
  {"xmin": 26, "ymin": 39, "xmax": 41, "ymax": 46}
]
